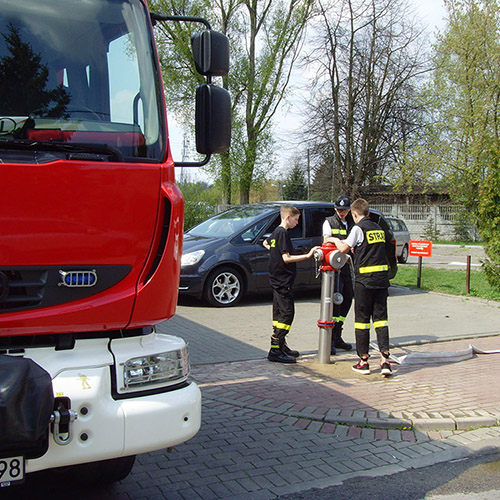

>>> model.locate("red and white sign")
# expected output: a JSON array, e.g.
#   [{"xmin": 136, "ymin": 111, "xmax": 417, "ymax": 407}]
[{"xmin": 409, "ymin": 240, "xmax": 432, "ymax": 257}]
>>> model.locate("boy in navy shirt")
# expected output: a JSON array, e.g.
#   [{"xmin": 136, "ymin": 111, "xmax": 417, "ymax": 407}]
[{"xmin": 263, "ymin": 205, "xmax": 319, "ymax": 363}]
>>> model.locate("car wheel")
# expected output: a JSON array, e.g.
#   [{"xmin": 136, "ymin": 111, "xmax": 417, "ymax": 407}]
[
  {"xmin": 398, "ymin": 244, "xmax": 409, "ymax": 264},
  {"xmin": 204, "ymin": 267, "xmax": 243, "ymax": 307}
]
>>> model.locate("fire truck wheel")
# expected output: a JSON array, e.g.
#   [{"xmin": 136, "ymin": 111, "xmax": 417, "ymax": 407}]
[
  {"xmin": 204, "ymin": 266, "xmax": 244, "ymax": 307},
  {"xmin": 69, "ymin": 455, "xmax": 136, "ymax": 485}
]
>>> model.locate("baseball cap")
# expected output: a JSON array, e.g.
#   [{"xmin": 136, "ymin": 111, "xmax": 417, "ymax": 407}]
[{"xmin": 334, "ymin": 195, "xmax": 351, "ymax": 209}]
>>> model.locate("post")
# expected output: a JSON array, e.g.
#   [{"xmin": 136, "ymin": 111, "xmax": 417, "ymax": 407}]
[
  {"xmin": 318, "ymin": 270, "xmax": 335, "ymax": 364},
  {"xmin": 466, "ymin": 255, "xmax": 471, "ymax": 294},
  {"xmin": 315, "ymin": 246, "xmax": 348, "ymax": 364},
  {"xmin": 417, "ymin": 256, "xmax": 422, "ymax": 288},
  {"xmin": 307, "ymin": 149, "xmax": 311, "ymax": 201}
]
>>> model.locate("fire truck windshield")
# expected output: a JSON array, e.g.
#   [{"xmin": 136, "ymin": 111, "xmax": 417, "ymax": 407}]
[{"xmin": 0, "ymin": 0, "xmax": 165, "ymax": 161}]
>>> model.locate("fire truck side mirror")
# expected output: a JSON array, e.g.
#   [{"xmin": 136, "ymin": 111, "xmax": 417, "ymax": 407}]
[
  {"xmin": 191, "ymin": 30, "xmax": 229, "ymax": 77},
  {"xmin": 195, "ymin": 84, "xmax": 231, "ymax": 154}
]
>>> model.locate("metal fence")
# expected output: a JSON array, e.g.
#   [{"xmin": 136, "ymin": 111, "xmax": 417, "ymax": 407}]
[{"xmin": 370, "ymin": 204, "xmax": 480, "ymax": 241}]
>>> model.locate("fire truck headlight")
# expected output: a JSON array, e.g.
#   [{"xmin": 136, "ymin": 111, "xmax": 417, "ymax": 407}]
[
  {"xmin": 181, "ymin": 250, "xmax": 205, "ymax": 267},
  {"xmin": 122, "ymin": 347, "xmax": 190, "ymax": 392}
]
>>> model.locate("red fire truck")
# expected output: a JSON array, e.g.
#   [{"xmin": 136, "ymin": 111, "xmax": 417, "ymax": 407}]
[{"xmin": 0, "ymin": 0, "xmax": 230, "ymax": 487}]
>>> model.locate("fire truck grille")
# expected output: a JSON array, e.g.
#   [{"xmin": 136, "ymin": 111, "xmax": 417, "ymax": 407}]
[
  {"xmin": 0, "ymin": 266, "xmax": 131, "ymax": 314},
  {"xmin": 0, "ymin": 269, "xmax": 47, "ymax": 311}
]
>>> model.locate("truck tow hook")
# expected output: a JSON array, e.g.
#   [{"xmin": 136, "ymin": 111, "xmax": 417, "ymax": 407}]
[{"xmin": 50, "ymin": 409, "xmax": 78, "ymax": 445}]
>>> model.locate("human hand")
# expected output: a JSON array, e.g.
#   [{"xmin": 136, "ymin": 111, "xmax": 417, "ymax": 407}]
[{"xmin": 308, "ymin": 246, "xmax": 320, "ymax": 258}]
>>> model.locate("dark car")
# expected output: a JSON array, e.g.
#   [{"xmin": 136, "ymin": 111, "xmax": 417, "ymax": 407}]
[{"xmin": 179, "ymin": 201, "xmax": 397, "ymax": 307}]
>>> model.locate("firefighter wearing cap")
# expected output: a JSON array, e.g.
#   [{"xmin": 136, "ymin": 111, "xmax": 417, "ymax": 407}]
[
  {"xmin": 331, "ymin": 198, "xmax": 392, "ymax": 376},
  {"xmin": 322, "ymin": 195, "xmax": 354, "ymax": 354}
]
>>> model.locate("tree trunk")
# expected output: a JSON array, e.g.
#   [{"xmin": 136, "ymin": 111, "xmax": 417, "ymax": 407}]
[{"xmin": 220, "ymin": 151, "xmax": 231, "ymax": 206}]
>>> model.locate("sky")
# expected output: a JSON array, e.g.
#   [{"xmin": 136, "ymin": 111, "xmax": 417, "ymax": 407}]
[
  {"xmin": 414, "ymin": 0, "xmax": 447, "ymax": 32},
  {"xmin": 171, "ymin": 0, "xmax": 449, "ymax": 185}
]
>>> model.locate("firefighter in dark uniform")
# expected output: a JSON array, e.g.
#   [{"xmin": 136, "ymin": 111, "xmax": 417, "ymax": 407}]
[
  {"xmin": 330, "ymin": 198, "xmax": 392, "ymax": 376},
  {"xmin": 322, "ymin": 195, "xmax": 354, "ymax": 354},
  {"xmin": 263, "ymin": 205, "xmax": 319, "ymax": 364}
]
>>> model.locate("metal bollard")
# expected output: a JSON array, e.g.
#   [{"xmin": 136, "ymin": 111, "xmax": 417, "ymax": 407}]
[
  {"xmin": 314, "ymin": 245, "xmax": 348, "ymax": 364},
  {"xmin": 318, "ymin": 269, "xmax": 335, "ymax": 363}
]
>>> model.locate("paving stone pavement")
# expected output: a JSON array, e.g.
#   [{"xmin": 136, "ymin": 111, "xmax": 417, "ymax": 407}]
[
  {"xmin": 191, "ymin": 337, "xmax": 500, "ymax": 433},
  {"xmin": 10, "ymin": 290, "xmax": 500, "ymax": 499},
  {"xmin": 118, "ymin": 292, "xmax": 500, "ymax": 500},
  {"xmin": 54, "ymin": 335, "xmax": 499, "ymax": 500}
]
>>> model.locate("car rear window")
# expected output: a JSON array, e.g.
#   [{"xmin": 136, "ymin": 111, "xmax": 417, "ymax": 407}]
[{"xmin": 388, "ymin": 218, "xmax": 408, "ymax": 232}]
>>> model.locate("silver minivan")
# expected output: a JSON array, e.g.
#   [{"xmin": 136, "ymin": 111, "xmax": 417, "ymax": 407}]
[{"xmin": 386, "ymin": 216, "xmax": 410, "ymax": 263}]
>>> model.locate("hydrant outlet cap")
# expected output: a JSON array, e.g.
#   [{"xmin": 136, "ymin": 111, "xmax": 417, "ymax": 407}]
[{"xmin": 329, "ymin": 250, "xmax": 347, "ymax": 269}]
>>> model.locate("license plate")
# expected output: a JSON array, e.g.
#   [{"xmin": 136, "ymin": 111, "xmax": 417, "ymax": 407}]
[{"xmin": 0, "ymin": 456, "xmax": 25, "ymax": 486}]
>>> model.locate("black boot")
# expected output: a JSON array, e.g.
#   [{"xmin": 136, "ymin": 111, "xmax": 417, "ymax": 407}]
[
  {"xmin": 333, "ymin": 323, "xmax": 352, "ymax": 351},
  {"xmin": 282, "ymin": 342, "xmax": 299, "ymax": 358},
  {"xmin": 268, "ymin": 347, "xmax": 296, "ymax": 363},
  {"xmin": 335, "ymin": 339, "xmax": 352, "ymax": 351}
]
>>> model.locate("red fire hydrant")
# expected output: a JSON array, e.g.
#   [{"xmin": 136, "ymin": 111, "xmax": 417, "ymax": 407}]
[{"xmin": 314, "ymin": 243, "xmax": 348, "ymax": 272}]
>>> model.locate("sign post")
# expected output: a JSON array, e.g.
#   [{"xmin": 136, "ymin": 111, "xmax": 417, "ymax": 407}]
[{"xmin": 409, "ymin": 240, "xmax": 433, "ymax": 288}]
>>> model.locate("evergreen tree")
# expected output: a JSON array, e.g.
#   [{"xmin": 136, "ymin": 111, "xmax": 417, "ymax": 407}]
[
  {"xmin": 0, "ymin": 23, "xmax": 69, "ymax": 117},
  {"xmin": 283, "ymin": 162, "xmax": 307, "ymax": 200}
]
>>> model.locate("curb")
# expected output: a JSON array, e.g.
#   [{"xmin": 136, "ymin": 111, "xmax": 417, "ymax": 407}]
[{"xmin": 203, "ymin": 389, "xmax": 500, "ymax": 432}]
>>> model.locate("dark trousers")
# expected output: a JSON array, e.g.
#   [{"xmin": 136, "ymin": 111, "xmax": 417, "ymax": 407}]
[
  {"xmin": 354, "ymin": 282, "xmax": 389, "ymax": 358},
  {"xmin": 332, "ymin": 269, "xmax": 353, "ymax": 343},
  {"xmin": 271, "ymin": 285, "xmax": 295, "ymax": 346}
]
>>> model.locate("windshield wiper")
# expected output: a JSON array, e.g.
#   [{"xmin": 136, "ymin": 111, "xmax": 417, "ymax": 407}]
[{"xmin": 0, "ymin": 139, "xmax": 124, "ymax": 162}]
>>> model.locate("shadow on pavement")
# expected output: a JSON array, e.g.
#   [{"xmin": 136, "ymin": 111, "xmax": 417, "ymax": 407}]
[
  {"xmin": 157, "ymin": 314, "xmax": 267, "ymax": 365},
  {"xmin": 279, "ymin": 450, "xmax": 500, "ymax": 500},
  {"xmin": 177, "ymin": 284, "xmax": 428, "ymax": 310},
  {"xmin": 0, "ymin": 468, "xmax": 117, "ymax": 499}
]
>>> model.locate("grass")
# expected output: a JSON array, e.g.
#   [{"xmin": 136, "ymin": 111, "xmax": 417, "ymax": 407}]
[{"xmin": 392, "ymin": 266, "xmax": 500, "ymax": 302}]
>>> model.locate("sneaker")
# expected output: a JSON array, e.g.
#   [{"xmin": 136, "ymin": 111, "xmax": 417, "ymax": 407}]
[
  {"xmin": 282, "ymin": 342, "xmax": 299, "ymax": 358},
  {"xmin": 334, "ymin": 340, "xmax": 352, "ymax": 351},
  {"xmin": 381, "ymin": 362, "xmax": 392, "ymax": 376},
  {"xmin": 267, "ymin": 348, "xmax": 296, "ymax": 364},
  {"xmin": 352, "ymin": 360, "xmax": 370, "ymax": 374}
]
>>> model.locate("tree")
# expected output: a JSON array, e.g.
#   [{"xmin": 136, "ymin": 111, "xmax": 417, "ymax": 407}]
[
  {"xmin": 0, "ymin": 23, "xmax": 69, "ymax": 118},
  {"xmin": 304, "ymin": 0, "xmax": 429, "ymax": 199},
  {"xmin": 430, "ymin": 0, "xmax": 500, "ymax": 209},
  {"xmin": 478, "ymin": 155, "xmax": 500, "ymax": 291},
  {"xmin": 283, "ymin": 161, "xmax": 308, "ymax": 200},
  {"xmin": 148, "ymin": 0, "xmax": 313, "ymax": 204},
  {"xmin": 429, "ymin": 0, "xmax": 500, "ymax": 291},
  {"xmin": 178, "ymin": 179, "xmax": 222, "ymax": 230}
]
